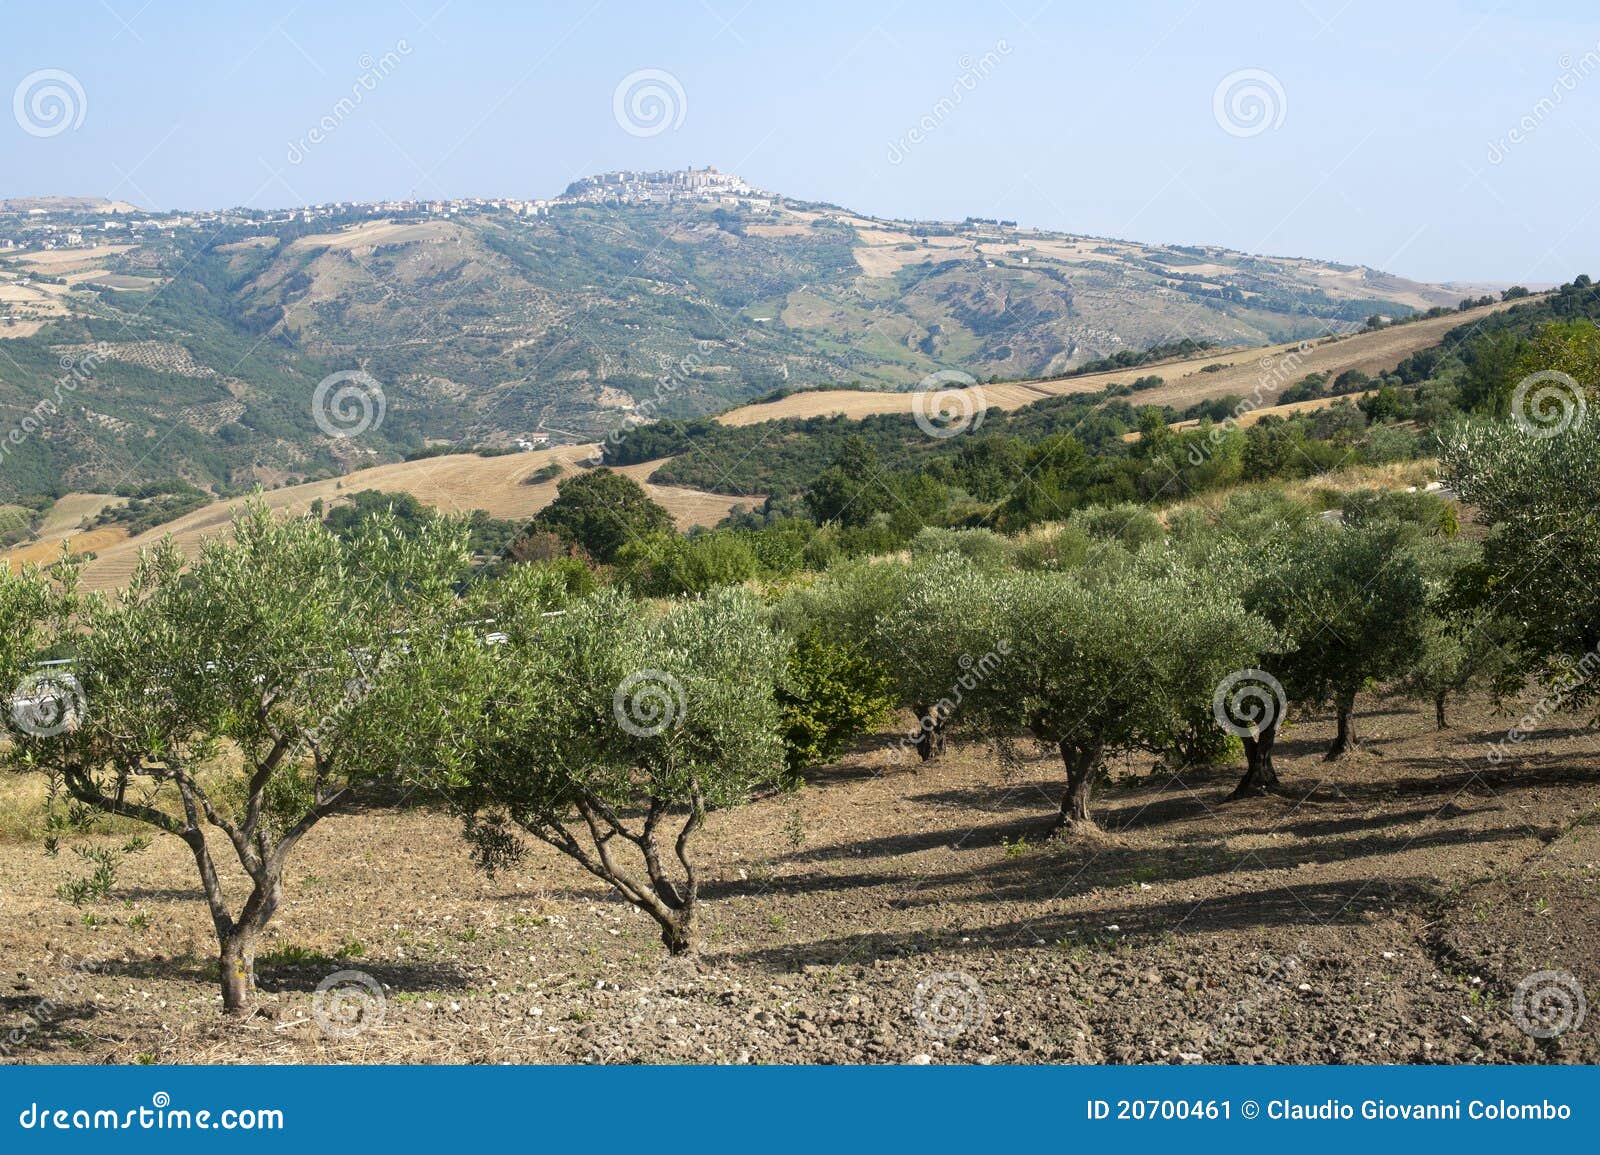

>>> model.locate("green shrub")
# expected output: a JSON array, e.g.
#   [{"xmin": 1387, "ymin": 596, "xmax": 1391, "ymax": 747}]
[
  {"xmin": 908, "ymin": 526, "xmax": 1013, "ymax": 569},
  {"xmin": 776, "ymin": 634, "xmax": 895, "ymax": 773},
  {"xmin": 1011, "ymin": 524, "xmax": 1091, "ymax": 572},
  {"xmin": 1072, "ymin": 502, "xmax": 1165, "ymax": 549}
]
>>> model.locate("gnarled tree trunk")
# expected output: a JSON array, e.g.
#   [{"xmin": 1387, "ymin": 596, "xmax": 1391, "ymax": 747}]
[
  {"xmin": 1053, "ymin": 742, "xmax": 1103, "ymax": 833},
  {"xmin": 565, "ymin": 788, "xmax": 705, "ymax": 957},
  {"xmin": 657, "ymin": 909, "xmax": 695, "ymax": 955},
  {"xmin": 912, "ymin": 702, "xmax": 948, "ymax": 765},
  {"xmin": 166, "ymin": 757, "xmax": 334, "ymax": 1016},
  {"xmin": 219, "ymin": 928, "xmax": 258, "ymax": 1014},
  {"xmin": 1325, "ymin": 691, "xmax": 1360, "ymax": 759},
  {"xmin": 1230, "ymin": 721, "xmax": 1280, "ymax": 798},
  {"xmin": 1435, "ymin": 692, "xmax": 1447, "ymax": 731}
]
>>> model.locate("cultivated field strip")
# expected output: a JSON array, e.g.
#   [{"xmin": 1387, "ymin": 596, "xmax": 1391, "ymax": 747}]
[
  {"xmin": 5, "ymin": 447, "xmax": 759, "ymax": 592},
  {"xmin": 715, "ymin": 296, "xmax": 1531, "ymax": 427}
]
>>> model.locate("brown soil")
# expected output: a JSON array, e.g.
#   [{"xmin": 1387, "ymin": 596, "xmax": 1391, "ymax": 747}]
[{"xmin": 2, "ymin": 691, "xmax": 1595, "ymax": 1065}]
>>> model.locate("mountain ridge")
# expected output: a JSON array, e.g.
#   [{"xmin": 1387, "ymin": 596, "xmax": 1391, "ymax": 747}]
[{"xmin": 0, "ymin": 169, "xmax": 1513, "ymax": 498}]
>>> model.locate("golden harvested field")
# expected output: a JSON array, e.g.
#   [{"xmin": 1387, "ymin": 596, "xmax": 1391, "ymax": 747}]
[
  {"xmin": 743, "ymin": 223, "xmax": 814, "ymax": 238},
  {"xmin": 1118, "ymin": 392, "xmax": 1381, "ymax": 442},
  {"xmin": 10, "ymin": 244, "xmax": 134, "ymax": 269},
  {"xmin": 716, "ymin": 296, "xmax": 1533, "ymax": 427},
  {"xmin": 288, "ymin": 219, "xmax": 457, "ymax": 253},
  {"xmin": 851, "ymin": 227, "xmax": 974, "ymax": 277},
  {"xmin": 0, "ymin": 280, "xmax": 72, "ymax": 320},
  {"xmin": 33, "ymin": 492, "xmax": 124, "ymax": 539},
  {"xmin": 3, "ymin": 527, "xmax": 130, "ymax": 570},
  {"xmin": 2, "ymin": 490, "xmax": 131, "ymax": 568},
  {"xmin": 4, "ymin": 450, "xmax": 759, "ymax": 592}
]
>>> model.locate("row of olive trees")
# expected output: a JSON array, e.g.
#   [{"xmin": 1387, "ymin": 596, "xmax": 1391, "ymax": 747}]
[
  {"xmin": 1, "ymin": 504, "xmax": 788, "ymax": 1013},
  {"xmin": 790, "ymin": 486, "xmax": 1523, "ymax": 824},
  {"xmin": 0, "ymin": 418, "xmax": 1572, "ymax": 1015}
]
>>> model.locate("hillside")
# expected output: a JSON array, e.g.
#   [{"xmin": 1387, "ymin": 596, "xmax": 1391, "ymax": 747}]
[
  {"xmin": 3, "ymin": 279, "xmax": 1573, "ymax": 587},
  {"xmin": 713, "ymin": 296, "xmax": 1527, "ymax": 427},
  {"xmin": 0, "ymin": 175, "xmax": 1492, "ymax": 498},
  {"xmin": 2, "ymin": 446, "xmax": 755, "ymax": 592}
]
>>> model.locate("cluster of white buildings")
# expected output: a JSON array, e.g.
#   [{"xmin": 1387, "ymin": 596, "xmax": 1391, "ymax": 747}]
[
  {"xmin": 0, "ymin": 169, "xmax": 774, "ymax": 254},
  {"xmin": 556, "ymin": 167, "xmax": 770, "ymax": 208}
]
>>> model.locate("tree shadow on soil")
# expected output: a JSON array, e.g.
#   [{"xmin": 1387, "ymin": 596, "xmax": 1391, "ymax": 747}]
[
  {"xmin": 1286, "ymin": 758, "xmax": 1600, "ymax": 804},
  {"xmin": 725, "ymin": 876, "xmax": 1433, "ymax": 972},
  {"xmin": 0, "ymin": 994, "xmax": 102, "ymax": 1058},
  {"xmin": 92, "ymin": 955, "xmax": 476, "ymax": 994},
  {"xmin": 698, "ymin": 820, "xmax": 1539, "ymax": 915}
]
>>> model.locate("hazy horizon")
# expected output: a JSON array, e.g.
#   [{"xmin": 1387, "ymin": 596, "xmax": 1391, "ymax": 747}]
[{"xmin": 4, "ymin": 0, "xmax": 1599, "ymax": 284}]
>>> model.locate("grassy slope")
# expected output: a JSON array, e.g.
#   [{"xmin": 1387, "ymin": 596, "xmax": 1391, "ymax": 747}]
[{"xmin": 3, "ymin": 446, "xmax": 758, "ymax": 592}]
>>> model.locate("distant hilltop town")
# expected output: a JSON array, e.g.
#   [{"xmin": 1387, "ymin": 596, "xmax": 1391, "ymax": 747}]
[
  {"xmin": 0, "ymin": 168, "xmax": 777, "ymax": 251},
  {"xmin": 558, "ymin": 166, "xmax": 770, "ymax": 208}
]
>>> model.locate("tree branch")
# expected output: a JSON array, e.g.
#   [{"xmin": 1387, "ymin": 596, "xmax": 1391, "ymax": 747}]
[{"xmin": 674, "ymin": 780, "xmax": 705, "ymax": 912}]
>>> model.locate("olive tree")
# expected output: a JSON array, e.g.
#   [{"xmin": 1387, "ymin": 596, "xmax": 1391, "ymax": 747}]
[
  {"xmin": 0, "ymin": 555, "xmax": 60, "ymax": 702},
  {"xmin": 1399, "ymin": 536, "xmax": 1517, "ymax": 729},
  {"xmin": 1243, "ymin": 520, "xmax": 1427, "ymax": 767},
  {"xmin": 778, "ymin": 556, "xmax": 965, "ymax": 764},
  {"xmin": 871, "ymin": 555, "xmax": 1006, "ymax": 764},
  {"xmin": 4, "ymin": 504, "xmax": 470, "ymax": 1014},
  {"xmin": 422, "ymin": 585, "xmax": 786, "ymax": 955},
  {"xmin": 1442, "ymin": 411, "xmax": 1600, "ymax": 712},
  {"xmin": 925, "ymin": 565, "xmax": 1274, "ymax": 830}
]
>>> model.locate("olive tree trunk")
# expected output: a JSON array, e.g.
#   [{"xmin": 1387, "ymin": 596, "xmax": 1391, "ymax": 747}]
[
  {"xmin": 219, "ymin": 929, "xmax": 258, "ymax": 1014},
  {"xmin": 173, "ymin": 773, "xmax": 324, "ymax": 1015},
  {"xmin": 1324, "ymin": 690, "xmax": 1361, "ymax": 759},
  {"xmin": 1229, "ymin": 721, "xmax": 1281, "ymax": 798},
  {"xmin": 61, "ymin": 750, "xmax": 338, "ymax": 1018},
  {"xmin": 554, "ymin": 787, "xmax": 706, "ymax": 957},
  {"xmin": 912, "ymin": 702, "xmax": 949, "ymax": 764},
  {"xmin": 1052, "ymin": 742, "xmax": 1104, "ymax": 832}
]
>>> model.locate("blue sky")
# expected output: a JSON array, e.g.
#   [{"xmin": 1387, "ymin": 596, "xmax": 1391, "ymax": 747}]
[{"xmin": 2, "ymin": 0, "xmax": 1597, "ymax": 284}]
